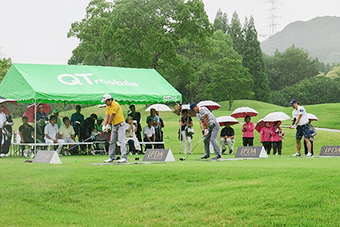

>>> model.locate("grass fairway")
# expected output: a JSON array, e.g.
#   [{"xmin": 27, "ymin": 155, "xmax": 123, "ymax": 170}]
[
  {"xmin": 1, "ymin": 155, "xmax": 340, "ymax": 226},
  {"xmin": 2, "ymin": 100, "xmax": 340, "ymax": 226}
]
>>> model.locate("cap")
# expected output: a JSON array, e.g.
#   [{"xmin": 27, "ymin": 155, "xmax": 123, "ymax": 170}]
[
  {"xmin": 53, "ymin": 109, "xmax": 59, "ymax": 114},
  {"xmin": 101, "ymin": 94, "xmax": 112, "ymax": 103},
  {"xmin": 289, "ymin": 99, "xmax": 297, "ymax": 106},
  {"xmin": 189, "ymin": 103, "xmax": 197, "ymax": 112}
]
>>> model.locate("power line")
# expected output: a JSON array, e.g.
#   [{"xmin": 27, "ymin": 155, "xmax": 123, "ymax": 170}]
[{"xmin": 258, "ymin": 0, "xmax": 284, "ymax": 40}]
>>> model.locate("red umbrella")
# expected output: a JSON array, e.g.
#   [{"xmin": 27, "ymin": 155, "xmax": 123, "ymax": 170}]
[
  {"xmin": 231, "ymin": 107, "xmax": 258, "ymax": 118},
  {"xmin": 216, "ymin": 116, "xmax": 239, "ymax": 126},
  {"xmin": 23, "ymin": 103, "xmax": 51, "ymax": 122},
  {"xmin": 197, "ymin": 100, "xmax": 221, "ymax": 111},
  {"xmin": 0, "ymin": 97, "xmax": 17, "ymax": 115}
]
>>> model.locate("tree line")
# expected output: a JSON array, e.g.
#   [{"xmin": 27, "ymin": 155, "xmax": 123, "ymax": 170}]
[{"xmin": 1, "ymin": 0, "xmax": 340, "ymax": 111}]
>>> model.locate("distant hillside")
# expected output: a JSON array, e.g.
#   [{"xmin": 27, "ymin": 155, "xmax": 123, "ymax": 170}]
[{"xmin": 261, "ymin": 16, "xmax": 340, "ymax": 64}]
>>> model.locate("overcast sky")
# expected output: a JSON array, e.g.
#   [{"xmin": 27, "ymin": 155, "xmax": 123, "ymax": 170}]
[{"xmin": 0, "ymin": 0, "xmax": 339, "ymax": 65}]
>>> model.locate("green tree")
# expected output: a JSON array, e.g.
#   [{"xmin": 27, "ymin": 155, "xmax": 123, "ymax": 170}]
[
  {"xmin": 68, "ymin": 0, "xmax": 212, "ymax": 70},
  {"xmin": 242, "ymin": 16, "xmax": 270, "ymax": 102},
  {"xmin": 201, "ymin": 30, "xmax": 253, "ymax": 109},
  {"xmin": 265, "ymin": 45, "xmax": 320, "ymax": 90},
  {"xmin": 228, "ymin": 11, "xmax": 243, "ymax": 54},
  {"xmin": 0, "ymin": 57, "xmax": 12, "ymax": 83},
  {"xmin": 213, "ymin": 9, "xmax": 228, "ymax": 33}
]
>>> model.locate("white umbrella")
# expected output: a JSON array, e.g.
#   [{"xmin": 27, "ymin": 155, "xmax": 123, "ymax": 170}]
[
  {"xmin": 307, "ymin": 113, "xmax": 318, "ymax": 121},
  {"xmin": 216, "ymin": 116, "xmax": 239, "ymax": 126},
  {"xmin": 145, "ymin": 104, "xmax": 171, "ymax": 112},
  {"xmin": 197, "ymin": 100, "xmax": 221, "ymax": 111},
  {"xmin": 263, "ymin": 112, "xmax": 290, "ymax": 122},
  {"xmin": 231, "ymin": 107, "xmax": 258, "ymax": 118}
]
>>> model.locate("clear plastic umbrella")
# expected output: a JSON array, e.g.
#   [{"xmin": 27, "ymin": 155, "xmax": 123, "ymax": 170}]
[{"xmin": 307, "ymin": 113, "xmax": 318, "ymax": 121}]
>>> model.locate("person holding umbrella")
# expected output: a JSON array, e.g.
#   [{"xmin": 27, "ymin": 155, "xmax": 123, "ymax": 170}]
[
  {"xmin": 271, "ymin": 121, "xmax": 284, "ymax": 155},
  {"xmin": 259, "ymin": 122, "xmax": 273, "ymax": 155},
  {"xmin": 242, "ymin": 115, "xmax": 255, "ymax": 146},
  {"xmin": 35, "ymin": 104, "xmax": 49, "ymax": 122},
  {"xmin": 289, "ymin": 99, "xmax": 312, "ymax": 157},
  {"xmin": 304, "ymin": 119, "xmax": 317, "ymax": 156},
  {"xmin": 190, "ymin": 103, "xmax": 221, "ymax": 160}
]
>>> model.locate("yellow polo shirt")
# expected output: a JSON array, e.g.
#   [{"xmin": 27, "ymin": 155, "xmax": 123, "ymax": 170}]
[{"xmin": 106, "ymin": 100, "xmax": 125, "ymax": 125}]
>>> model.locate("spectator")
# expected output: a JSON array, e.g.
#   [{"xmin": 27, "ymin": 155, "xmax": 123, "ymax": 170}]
[
  {"xmin": 260, "ymin": 122, "xmax": 272, "ymax": 155},
  {"xmin": 36, "ymin": 119, "xmax": 46, "ymax": 143},
  {"xmin": 94, "ymin": 116, "xmax": 104, "ymax": 133},
  {"xmin": 0, "ymin": 104, "xmax": 6, "ymax": 156},
  {"xmin": 44, "ymin": 115, "xmax": 64, "ymax": 155},
  {"xmin": 149, "ymin": 108, "xmax": 162, "ymax": 148},
  {"xmin": 19, "ymin": 116, "xmax": 34, "ymax": 152},
  {"xmin": 59, "ymin": 117, "xmax": 76, "ymax": 156},
  {"xmin": 143, "ymin": 117, "xmax": 155, "ymax": 150},
  {"xmin": 128, "ymin": 104, "xmax": 142, "ymax": 142},
  {"xmin": 1, "ymin": 115, "xmax": 13, "ymax": 157},
  {"xmin": 156, "ymin": 111, "xmax": 165, "ymax": 149},
  {"xmin": 220, "ymin": 122, "xmax": 235, "ymax": 155},
  {"xmin": 180, "ymin": 110, "xmax": 193, "ymax": 155},
  {"xmin": 125, "ymin": 116, "xmax": 137, "ymax": 154},
  {"xmin": 80, "ymin": 113, "xmax": 98, "ymax": 155},
  {"xmin": 35, "ymin": 104, "xmax": 48, "ymax": 122},
  {"xmin": 271, "ymin": 121, "xmax": 284, "ymax": 155},
  {"xmin": 70, "ymin": 105, "xmax": 84, "ymax": 139},
  {"xmin": 304, "ymin": 120, "xmax": 317, "ymax": 156},
  {"xmin": 52, "ymin": 109, "xmax": 62, "ymax": 128},
  {"xmin": 242, "ymin": 115, "xmax": 255, "ymax": 146}
]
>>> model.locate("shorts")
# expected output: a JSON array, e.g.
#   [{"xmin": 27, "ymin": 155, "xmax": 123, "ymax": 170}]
[{"xmin": 296, "ymin": 124, "xmax": 310, "ymax": 139}]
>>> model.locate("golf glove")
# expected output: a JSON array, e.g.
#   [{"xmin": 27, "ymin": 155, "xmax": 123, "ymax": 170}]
[{"xmin": 204, "ymin": 129, "xmax": 209, "ymax": 136}]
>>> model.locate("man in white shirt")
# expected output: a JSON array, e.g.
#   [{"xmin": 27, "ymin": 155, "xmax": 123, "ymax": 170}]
[
  {"xmin": 45, "ymin": 115, "xmax": 64, "ymax": 154},
  {"xmin": 289, "ymin": 99, "xmax": 312, "ymax": 157}
]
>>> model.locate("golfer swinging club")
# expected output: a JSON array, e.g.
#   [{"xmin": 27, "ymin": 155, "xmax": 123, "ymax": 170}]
[
  {"xmin": 289, "ymin": 99, "xmax": 313, "ymax": 157},
  {"xmin": 102, "ymin": 94, "xmax": 128, "ymax": 163},
  {"xmin": 190, "ymin": 103, "xmax": 221, "ymax": 160}
]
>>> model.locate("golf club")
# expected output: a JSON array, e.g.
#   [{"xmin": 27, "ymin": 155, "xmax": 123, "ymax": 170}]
[
  {"xmin": 179, "ymin": 136, "xmax": 204, "ymax": 161},
  {"xmin": 69, "ymin": 132, "xmax": 102, "ymax": 150}
]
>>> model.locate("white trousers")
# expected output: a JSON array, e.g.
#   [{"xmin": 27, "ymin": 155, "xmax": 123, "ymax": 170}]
[
  {"xmin": 45, "ymin": 138, "xmax": 64, "ymax": 154},
  {"xmin": 181, "ymin": 130, "xmax": 192, "ymax": 154}
]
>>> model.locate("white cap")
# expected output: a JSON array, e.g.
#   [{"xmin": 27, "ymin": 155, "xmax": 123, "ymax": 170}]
[{"xmin": 101, "ymin": 94, "xmax": 112, "ymax": 103}]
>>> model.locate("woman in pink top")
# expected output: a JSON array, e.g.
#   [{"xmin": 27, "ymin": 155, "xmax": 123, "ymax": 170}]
[
  {"xmin": 271, "ymin": 121, "xmax": 284, "ymax": 155},
  {"xmin": 242, "ymin": 115, "xmax": 255, "ymax": 146},
  {"xmin": 260, "ymin": 122, "xmax": 272, "ymax": 154}
]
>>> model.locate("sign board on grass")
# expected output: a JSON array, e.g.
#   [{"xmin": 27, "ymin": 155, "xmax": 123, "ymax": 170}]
[
  {"xmin": 142, "ymin": 149, "xmax": 175, "ymax": 162},
  {"xmin": 33, "ymin": 150, "xmax": 62, "ymax": 164},
  {"xmin": 319, "ymin": 146, "xmax": 340, "ymax": 156},
  {"xmin": 235, "ymin": 146, "xmax": 268, "ymax": 158}
]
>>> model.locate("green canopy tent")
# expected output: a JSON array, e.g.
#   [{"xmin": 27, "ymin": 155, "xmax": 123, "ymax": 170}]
[
  {"xmin": 0, "ymin": 63, "xmax": 182, "ymax": 153},
  {"xmin": 0, "ymin": 63, "xmax": 182, "ymax": 104}
]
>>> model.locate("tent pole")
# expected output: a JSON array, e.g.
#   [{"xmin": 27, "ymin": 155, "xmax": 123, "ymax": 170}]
[
  {"xmin": 34, "ymin": 99, "xmax": 37, "ymax": 154},
  {"xmin": 63, "ymin": 102, "xmax": 66, "ymax": 117},
  {"xmin": 179, "ymin": 102, "xmax": 182, "ymax": 154}
]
